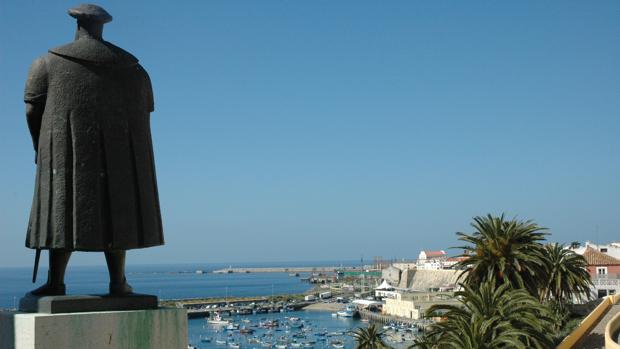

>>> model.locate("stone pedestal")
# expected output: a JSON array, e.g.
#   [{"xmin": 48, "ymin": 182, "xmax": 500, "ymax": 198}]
[
  {"xmin": 0, "ymin": 308, "xmax": 187, "ymax": 349},
  {"xmin": 19, "ymin": 294, "xmax": 158, "ymax": 313}
]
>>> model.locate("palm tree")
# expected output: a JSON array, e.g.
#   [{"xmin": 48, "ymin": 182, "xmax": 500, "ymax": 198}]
[
  {"xmin": 539, "ymin": 243, "xmax": 592, "ymax": 304},
  {"xmin": 454, "ymin": 214, "xmax": 548, "ymax": 296},
  {"xmin": 352, "ymin": 324, "xmax": 389, "ymax": 349},
  {"xmin": 409, "ymin": 336, "xmax": 438, "ymax": 349},
  {"xmin": 416, "ymin": 279, "xmax": 555, "ymax": 349}
]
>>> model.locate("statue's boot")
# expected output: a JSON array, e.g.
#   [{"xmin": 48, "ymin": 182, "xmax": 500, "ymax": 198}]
[
  {"xmin": 106, "ymin": 250, "xmax": 133, "ymax": 295},
  {"xmin": 109, "ymin": 277, "xmax": 134, "ymax": 295},
  {"xmin": 29, "ymin": 273, "xmax": 66, "ymax": 296},
  {"xmin": 28, "ymin": 250, "xmax": 71, "ymax": 296}
]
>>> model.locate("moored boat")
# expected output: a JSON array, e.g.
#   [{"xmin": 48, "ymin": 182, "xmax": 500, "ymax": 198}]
[
  {"xmin": 336, "ymin": 304, "xmax": 356, "ymax": 318},
  {"xmin": 330, "ymin": 340, "xmax": 345, "ymax": 349},
  {"xmin": 209, "ymin": 312, "xmax": 232, "ymax": 325}
]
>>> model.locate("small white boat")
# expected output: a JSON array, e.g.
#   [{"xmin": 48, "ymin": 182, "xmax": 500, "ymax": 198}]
[
  {"xmin": 228, "ymin": 343, "xmax": 241, "ymax": 349},
  {"xmin": 209, "ymin": 312, "xmax": 231, "ymax": 325},
  {"xmin": 327, "ymin": 332, "xmax": 344, "ymax": 337},
  {"xmin": 226, "ymin": 323, "xmax": 240, "ymax": 331},
  {"xmin": 331, "ymin": 340, "xmax": 345, "ymax": 349},
  {"xmin": 216, "ymin": 339, "xmax": 228, "ymax": 345},
  {"xmin": 336, "ymin": 305, "xmax": 356, "ymax": 318}
]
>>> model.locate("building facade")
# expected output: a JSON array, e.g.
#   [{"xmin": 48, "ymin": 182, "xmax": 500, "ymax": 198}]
[
  {"xmin": 417, "ymin": 250, "xmax": 447, "ymax": 270},
  {"xmin": 382, "ymin": 292, "xmax": 421, "ymax": 319},
  {"xmin": 582, "ymin": 247, "xmax": 620, "ymax": 298}
]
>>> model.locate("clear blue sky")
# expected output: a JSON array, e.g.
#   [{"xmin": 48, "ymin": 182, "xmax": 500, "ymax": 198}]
[{"xmin": 1, "ymin": 1, "xmax": 619, "ymax": 267}]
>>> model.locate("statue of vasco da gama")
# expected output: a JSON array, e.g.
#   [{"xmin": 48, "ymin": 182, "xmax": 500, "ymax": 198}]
[{"xmin": 23, "ymin": 4, "xmax": 164, "ymax": 296}]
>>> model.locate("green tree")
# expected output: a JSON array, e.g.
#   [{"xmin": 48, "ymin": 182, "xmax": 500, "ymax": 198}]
[
  {"xmin": 352, "ymin": 324, "xmax": 390, "ymax": 349},
  {"xmin": 538, "ymin": 243, "xmax": 592, "ymax": 304},
  {"xmin": 416, "ymin": 279, "xmax": 555, "ymax": 349},
  {"xmin": 455, "ymin": 214, "xmax": 548, "ymax": 296}
]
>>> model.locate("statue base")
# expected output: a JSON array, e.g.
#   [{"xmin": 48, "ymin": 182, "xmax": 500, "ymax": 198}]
[
  {"xmin": 0, "ymin": 307, "xmax": 187, "ymax": 349},
  {"xmin": 18, "ymin": 293, "xmax": 158, "ymax": 313}
]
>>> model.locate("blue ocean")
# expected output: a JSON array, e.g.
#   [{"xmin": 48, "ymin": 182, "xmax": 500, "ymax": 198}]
[
  {"xmin": 0, "ymin": 261, "xmax": 411, "ymax": 349},
  {"xmin": 0, "ymin": 261, "xmax": 360, "ymax": 309}
]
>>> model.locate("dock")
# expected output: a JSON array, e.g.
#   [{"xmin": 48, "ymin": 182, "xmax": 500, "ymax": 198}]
[
  {"xmin": 182, "ymin": 300, "xmax": 313, "ymax": 319},
  {"xmin": 160, "ymin": 294, "xmax": 314, "ymax": 319},
  {"xmin": 359, "ymin": 309, "xmax": 421, "ymax": 326}
]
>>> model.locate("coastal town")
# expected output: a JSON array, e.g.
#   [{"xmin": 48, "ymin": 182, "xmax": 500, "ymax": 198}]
[
  {"xmin": 175, "ymin": 240, "xmax": 620, "ymax": 349},
  {"xmin": 0, "ymin": 1, "xmax": 617, "ymax": 348}
]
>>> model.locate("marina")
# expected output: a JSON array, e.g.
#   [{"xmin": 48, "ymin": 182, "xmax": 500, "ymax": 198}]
[{"xmin": 187, "ymin": 307, "xmax": 420, "ymax": 349}]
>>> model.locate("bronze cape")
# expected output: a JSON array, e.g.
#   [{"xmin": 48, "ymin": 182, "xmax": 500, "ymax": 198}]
[{"xmin": 24, "ymin": 38, "xmax": 164, "ymax": 251}]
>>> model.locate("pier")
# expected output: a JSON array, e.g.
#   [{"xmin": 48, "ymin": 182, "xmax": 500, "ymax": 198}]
[
  {"xmin": 161, "ymin": 294, "xmax": 314, "ymax": 319},
  {"xmin": 183, "ymin": 301, "xmax": 313, "ymax": 319},
  {"xmin": 358, "ymin": 309, "xmax": 420, "ymax": 326}
]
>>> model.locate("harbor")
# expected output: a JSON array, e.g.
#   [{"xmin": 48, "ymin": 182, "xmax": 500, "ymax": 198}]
[{"xmin": 187, "ymin": 303, "xmax": 421, "ymax": 349}]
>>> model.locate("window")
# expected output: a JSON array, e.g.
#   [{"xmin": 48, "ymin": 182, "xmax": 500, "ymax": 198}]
[
  {"xmin": 601, "ymin": 248, "xmax": 608, "ymax": 253},
  {"xmin": 597, "ymin": 267, "xmax": 608, "ymax": 276}
]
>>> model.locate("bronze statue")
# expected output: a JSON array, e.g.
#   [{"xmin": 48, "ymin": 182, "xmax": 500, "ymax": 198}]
[{"xmin": 24, "ymin": 4, "xmax": 163, "ymax": 296}]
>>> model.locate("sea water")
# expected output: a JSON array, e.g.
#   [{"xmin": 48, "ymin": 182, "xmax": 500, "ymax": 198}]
[
  {"xmin": 0, "ymin": 261, "xmax": 411, "ymax": 349},
  {"xmin": 188, "ymin": 311, "xmax": 366, "ymax": 349},
  {"xmin": 0, "ymin": 261, "xmax": 357, "ymax": 308}
]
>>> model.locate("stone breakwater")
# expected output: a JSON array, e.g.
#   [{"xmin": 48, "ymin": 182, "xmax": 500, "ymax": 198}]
[{"xmin": 212, "ymin": 266, "xmax": 361, "ymax": 274}]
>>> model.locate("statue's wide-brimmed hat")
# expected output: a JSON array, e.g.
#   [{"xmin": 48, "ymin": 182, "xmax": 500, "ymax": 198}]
[{"xmin": 68, "ymin": 4, "xmax": 112, "ymax": 23}]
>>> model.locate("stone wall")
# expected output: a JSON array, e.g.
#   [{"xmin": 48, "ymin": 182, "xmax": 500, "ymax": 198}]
[
  {"xmin": 383, "ymin": 298, "xmax": 420, "ymax": 320},
  {"xmin": 406, "ymin": 269, "xmax": 462, "ymax": 291},
  {"xmin": 382, "ymin": 266, "xmax": 402, "ymax": 285}
]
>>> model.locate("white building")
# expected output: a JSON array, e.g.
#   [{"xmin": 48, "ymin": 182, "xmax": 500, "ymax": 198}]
[
  {"xmin": 570, "ymin": 241, "xmax": 620, "ymax": 260},
  {"xmin": 568, "ymin": 242, "xmax": 620, "ymax": 300},
  {"xmin": 383, "ymin": 296, "xmax": 421, "ymax": 320},
  {"xmin": 417, "ymin": 250, "xmax": 447, "ymax": 270},
  {"xmin": 375, "ymin": 280, "xmax": 398, "ymax": 300},
  {"xmin": 382, "ymin": 291, "xmax": 458, "ymax": 320}
]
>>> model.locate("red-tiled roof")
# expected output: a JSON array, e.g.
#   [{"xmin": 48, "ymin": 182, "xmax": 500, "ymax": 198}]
[
  {"xmin": 424, "ymin": 250, "xmax": 446, "ymax": 258},
  {"xmin": 583, "ymin": 247, "xmax": 620, "ymax": 266}
]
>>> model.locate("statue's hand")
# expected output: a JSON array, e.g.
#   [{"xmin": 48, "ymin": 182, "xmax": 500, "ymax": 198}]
[{"xmin": 25, "ymin": 102, "xmax": 43, "ymax": 161}]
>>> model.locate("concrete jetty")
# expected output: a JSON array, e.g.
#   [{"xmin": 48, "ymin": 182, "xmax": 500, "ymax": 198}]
[{"xmin": 359, "ymin": 309, "xmax": 421, "ymax": 326}]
